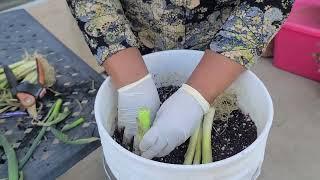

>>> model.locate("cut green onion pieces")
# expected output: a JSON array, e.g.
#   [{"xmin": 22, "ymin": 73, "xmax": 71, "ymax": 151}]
[
  {"xmin": 50, "ymin": 127, "xmax": 99, "ymax": 145},
  {"xmin": 61, "ymin": 117, "xmax": 85, "ymax": 132}
]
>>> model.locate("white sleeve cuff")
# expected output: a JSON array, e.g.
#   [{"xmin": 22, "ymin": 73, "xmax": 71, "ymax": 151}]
[
  {"xmin": 118, "ymin": 74, "xmax": 152, "ymax": 93},
  {"xmin": 181, "ymin": 84, "xmax": 210, "ymax": 113}
]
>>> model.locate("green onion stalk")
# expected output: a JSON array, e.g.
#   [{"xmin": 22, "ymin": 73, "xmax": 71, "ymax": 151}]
[
  {"xmin": 0, "ymin": 54, "xmax": 37, "ymax": 111},
  {"xmin": 133, "ymin": 108, "xmax": 151, "ymax": 155},
  {"xmin": 184, "ymin": 123, "xmax": 201, "ymax": 165},
  {"xmin": 34, "ymin": 107, "xmax": 71, "ymax": 127},
  {"xmin": 0, "ymin": 60, "xmax": 25, "ymax": 74},
  {"xmin": 202, "ymin": 107, "xmax": 216, "ymax": 164},
  {"xmin": 0, "ymin": 53, "xmax": 56, "ymax": 114},
  {"xmin": 193, "ymin": 121, "xmax": 202, "ymax": 164},
  {"xmin": 0, "ymin": 134, "xmax": 19, "ymax": 180},
  {"xmin": 18, "ymin": 171, "xmax": 23, "ymax": 180},
  {"xmin": 19, "ymin": 99, "xmax": 63, "ymax": 169},
  {"xmin": 61, "ymin": 117, "xmax": 85, "ymax": 132},
  {"xmin": 50, "ymin": 128, "xmax": 99, "ymax": 145},
  {"xmin": 19, "ymin": 99, "xmax": 99, "ymax": 169},
  {"xmin": 21, "ymin": 71, "xmax": 37, "ymax": 84},
  {"xmin": 2, "ymin": 53, "xmax": 57, "ymax": 88},
  {"xmin": 0, "ymin": 60, "xmax": 36, "ymax": 89},
  {"xmin": 0, "ymin": 90, "xmax": 20, "ymax": 113}
]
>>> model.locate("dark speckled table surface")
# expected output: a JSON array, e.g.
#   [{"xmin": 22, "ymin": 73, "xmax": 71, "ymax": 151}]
[{"xmin": 0, "ymin": 9, "xmax": 103, "ymax": 180}]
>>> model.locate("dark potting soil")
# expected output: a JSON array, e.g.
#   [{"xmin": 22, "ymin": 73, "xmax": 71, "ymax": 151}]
[
  {"xmin": 211, "ymin": 110, "xmax": 257, "ymax": 161},
  {"xmin": 157, "ymin": 86, "xmax": 180, "ymax": 103},
  {"xmin": 112, "ymin": 86, "xmax": 257, "ymax": 164}
]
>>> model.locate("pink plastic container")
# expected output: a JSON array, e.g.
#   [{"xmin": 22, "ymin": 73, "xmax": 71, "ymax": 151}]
[
  {"xmin": 292, "ymin": 0, "xmax": 320, "ymax": 9},
  {"xmin": 274, "ymin": 1, "xmax": 320, "ymax": 82}
]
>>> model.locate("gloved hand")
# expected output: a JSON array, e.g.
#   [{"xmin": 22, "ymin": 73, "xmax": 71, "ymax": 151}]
[
  {"xmin": 139, "ymin": 84, "xmax": 210, "ymax": 159},
  {"xmin": 117, "ymin": 74, "xmax": 160, "ymax": 143}
]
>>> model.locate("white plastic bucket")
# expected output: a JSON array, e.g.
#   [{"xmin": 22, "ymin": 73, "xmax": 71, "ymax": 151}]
[{"xmin": 95, "ymin": 50, "xmax": 274, "ymax": 180}]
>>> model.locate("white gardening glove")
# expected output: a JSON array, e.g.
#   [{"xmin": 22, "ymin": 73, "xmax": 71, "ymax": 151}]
[
  {"xmin": 139, "ymin": 84, "xmax": 210, "ymax": 159},
  {"xmin": 118, "ymin": 74, "xmax": 160, "ymax": 143}
]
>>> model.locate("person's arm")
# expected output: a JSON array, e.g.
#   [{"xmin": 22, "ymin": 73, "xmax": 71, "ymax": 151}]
[
  {"xmin": 66, "ymin": 0, "xmax": 144, "ymax": 77},
  {"xmin": 188, "ymin": 0, "xmax": 294, "ymax": 103},
  {"xmin": 103, "ymin": 47, "xmax": 148, "ymax": 89},
  {"xmin": 187, "ymin": 50, "xmax": 244, "ymax": 103},
  {"xmin": 67, "ymin": 1, "xmax": 159, "ymax": 142},
  {"xmin": 140, "ymin": 0, "xmax": 294, "ymax": 159}
]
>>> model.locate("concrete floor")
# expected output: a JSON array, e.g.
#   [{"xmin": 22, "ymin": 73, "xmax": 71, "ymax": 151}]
[
  {"xmin": 0, "ymin": 0, "xmax": 33, "ymax": 11},
  {"xmin": 3, "ymin": 0, "xmax": 320, "ymax": 179}
]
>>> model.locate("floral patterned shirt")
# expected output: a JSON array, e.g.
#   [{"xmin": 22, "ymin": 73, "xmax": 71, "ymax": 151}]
[{"xmin": 66, "ymin": 0, "xmax": 293, "ymax": 68}]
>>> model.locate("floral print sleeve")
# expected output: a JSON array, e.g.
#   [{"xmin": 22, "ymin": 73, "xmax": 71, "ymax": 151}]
[
  {"xmin": 66, "ymin": 0, "xmax": 138, "ymax": 65},
  {"xmin": 66, "ymin": 0, "xmax": 293, "ymax": 67},
  {"xmin": 210, "ymin": 0, "xmax": 294, "ymax": 68}
]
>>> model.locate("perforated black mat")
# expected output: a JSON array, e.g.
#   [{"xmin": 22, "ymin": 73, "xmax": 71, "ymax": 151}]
[{"xmin": 0, "ymin": 10, "xmax": 103, "ymax": 180}]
